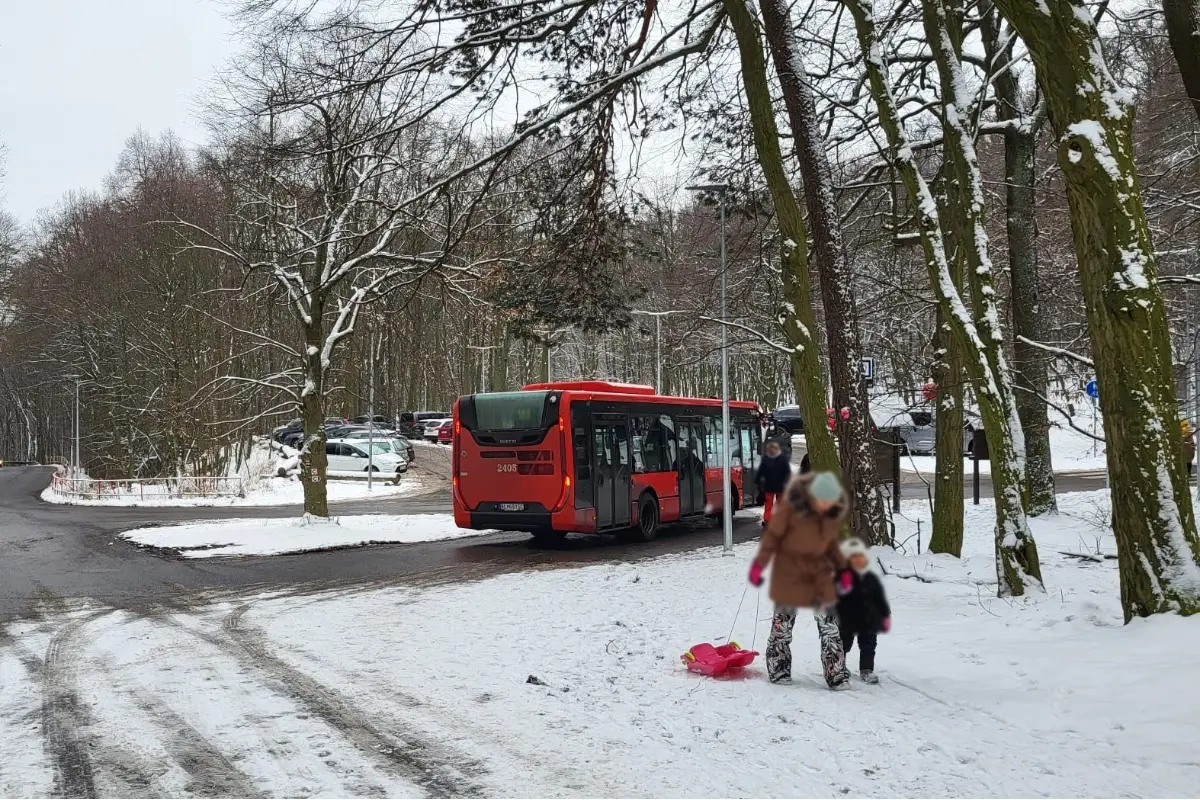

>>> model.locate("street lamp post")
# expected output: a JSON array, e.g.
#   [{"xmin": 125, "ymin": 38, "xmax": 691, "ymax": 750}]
[
  {"xmin": 686, "ymin": 182, "xmax": 732, "ymax": 554},
  {"xmin": 74, "ymin": 378, "xmax": 80, "ymax": 474},
  {"xmin": 368, "ymin": 332, "xmax": 379, "ymax": 492}
]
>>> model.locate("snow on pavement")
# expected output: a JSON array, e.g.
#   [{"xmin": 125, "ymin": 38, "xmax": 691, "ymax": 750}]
[
  {"xmin": 122, "ymin": 513, "xmax": 485, "ymax": 558},
  {"xmin": 41, "ymin": 473, "xmax": 420, "ymax": 508},
  {"xmin": 4, "ymin": 489, "xmax": 1200, "ymax": 797}
]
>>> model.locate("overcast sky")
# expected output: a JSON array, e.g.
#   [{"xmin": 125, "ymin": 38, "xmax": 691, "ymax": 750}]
[{"xmin": 0, "ymin": 0, "xmax": 235, "ymax": 223}]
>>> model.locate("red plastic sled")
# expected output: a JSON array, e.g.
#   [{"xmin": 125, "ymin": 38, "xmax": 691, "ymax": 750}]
[{"xmin": 681, "ymin": 642, "xmax": 759, "ymax": 677}]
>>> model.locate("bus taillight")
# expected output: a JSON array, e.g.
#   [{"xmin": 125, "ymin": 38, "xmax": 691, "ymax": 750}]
[
  {"xmin": 552, "ymin": 474, "xmax": 570, "ymax": 513},
  {"xmin": 552, "ymin": 424, "xmax": 571, "ymax": 512}
]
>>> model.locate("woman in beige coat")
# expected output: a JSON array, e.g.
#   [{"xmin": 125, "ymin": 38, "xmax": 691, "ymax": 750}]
[{"xmin": 748, "ymin": 471, "xmax": 850, "ymax": 687}]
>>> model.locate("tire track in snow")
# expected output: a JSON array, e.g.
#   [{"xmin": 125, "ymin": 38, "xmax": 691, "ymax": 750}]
[
  {"xmin": 221, "ymin": 604, "xmax": 486, "ymax": 798},
  {"xmin": 126, "ymin": 690, "xmax": 265, "ymax": 798},
  {"xmin": 42, "ymin": 611, "xmax": 108, "ymax": 799}
]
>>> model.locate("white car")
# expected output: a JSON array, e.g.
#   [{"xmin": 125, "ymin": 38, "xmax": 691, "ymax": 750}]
[
  {"xmin": 325, "ymin": 438, "xmax": 408, "ymax": 481},
  {"xmin": 421, "ymin": 418, "xmax": 451, "ymax": 442}
]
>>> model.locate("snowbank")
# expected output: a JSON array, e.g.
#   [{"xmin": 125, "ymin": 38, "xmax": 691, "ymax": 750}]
[
  {"xmin": 42, "ymin": 473, "xmax": 417, "ymax": 507},
  {"xmin": 223, "ymin": 488, "xmax": 1197, "ymax": 797},
  {"xmin": 121, "ymin": 512, "xmax": 483, "ymax": 557}
]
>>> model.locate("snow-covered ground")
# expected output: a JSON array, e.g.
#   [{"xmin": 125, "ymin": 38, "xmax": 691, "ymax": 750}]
[
  {"xmin": 122, "ymin": 513, "xmax": 484, "ymax": 558},
  {"xmin": 41, "ymin": 473, "xmax": 419, "ymax": 508},
  {"xmin": 5, "ymin": 489, "xmax": 1199, "ymax": 797}
]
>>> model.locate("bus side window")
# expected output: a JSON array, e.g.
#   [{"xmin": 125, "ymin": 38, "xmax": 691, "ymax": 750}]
[
  {"xmin": 730, "ymin": 419, "xmax": 743, "ymax": 467},
  {"xmin": 660, "ymin": 415, "xmax": 678, "ymax": 470},
  {"xmin": 740, "ymin": 423, "xmax": 756, "ymax": 470},
  {"xmin": 630, "ymin": 417, "xmax": 646, "ymax": 473},
  {"xmin": 629, "ymin": 415, "xmax": 663, "ymax": 473},
  {"xmin": 704, "ymin": 416, "xmax": 718, "ymax": 468},
  {"xmin": 750, "ymin": 420, "xmax": 763, "ymax": 468},
  {"xmin": 574, "ymin": 427, "xmax": 590, "ymax": 479}
]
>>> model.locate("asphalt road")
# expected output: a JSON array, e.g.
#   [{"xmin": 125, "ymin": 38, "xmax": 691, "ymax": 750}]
[
  {"xmin": 0, "ymin": 465, "xmax": 770, "ymax": 623},
  {"xmin": 0, "ymin": 457, "xmax": 1111, "ymax": 623}
]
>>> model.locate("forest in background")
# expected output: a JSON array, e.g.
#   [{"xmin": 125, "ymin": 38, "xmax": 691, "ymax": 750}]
[{"xmin": 1, "ymin": 0, "xmax": 1199, "ymax": 616}]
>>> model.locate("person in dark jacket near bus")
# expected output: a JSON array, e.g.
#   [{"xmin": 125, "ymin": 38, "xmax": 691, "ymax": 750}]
[
  {"xmin": 756, "ymin": 439, "xmax": 792, "ymax": 526},
  {"xmin": 763, "ymin": 415, "xmax": 793, "ymax": 461}
]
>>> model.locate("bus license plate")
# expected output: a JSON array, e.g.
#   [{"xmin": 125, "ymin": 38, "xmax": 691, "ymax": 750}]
[{"xmin": 499, "ymin": 503, "xmax": 525, "ymax": 512}]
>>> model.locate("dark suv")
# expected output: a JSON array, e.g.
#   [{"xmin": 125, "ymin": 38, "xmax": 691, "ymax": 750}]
[
  {"xmin": 771, "ymin": 405, "xmax": 804, "ymax": 434},
  {"xmin": 399, "ymin": 411, "xmax": 450, "ymax": 437}
]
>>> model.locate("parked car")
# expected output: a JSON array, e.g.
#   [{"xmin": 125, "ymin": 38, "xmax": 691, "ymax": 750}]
[
  {"xmin": 352, "ymin": 414, "xmax": 390, "ymax": 425},
  {"xmin": 342, "ymin": 430, "xmax": 415, "ymax": 461},
  {"xmin": 325, "ymin": 439, "xmax": 407, "ymax": 482},
  {"xmin": 401, "ymin": 411, "xmax": 451, "ymax": 437},
  {"xmin": 871, "ymin": 406, "xmax": 935, "ymax": 455},
  {"xmin": 436, "ymin": 419, "xmax": 453, "ymax": 445},
  {"xmin": 417, "ymin": 419, "xmax": 446, "ymax": 443},
  {"xmin": 771, "ymin": 404, "xmax": 804, "ymax": 434},
  {"xmin": 272, "ymin": 419, "xmax": 302, "ymax": 443},
  {"xmin": 324, "ymin": 416, "xmax": 347, "ymax": 426},
  {"xmin": 282, "ymin": 429, "xmax": 306, "ymax": 449}
]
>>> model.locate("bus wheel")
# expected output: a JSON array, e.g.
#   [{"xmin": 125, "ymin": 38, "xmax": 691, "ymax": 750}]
[{"xmin": 624, "ymin": 494, "xmax": 659, "ymax": 543}]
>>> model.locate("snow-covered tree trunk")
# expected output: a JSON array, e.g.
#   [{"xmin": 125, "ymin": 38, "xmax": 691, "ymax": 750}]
[
  {"xmin": 844, "ymin": 0, "xmax": 1043, "ymax": 594},
  {"xmin": 981, "ymin": 4, "xmax": 1056, "ymax": 515},
  {"xmin": 1163, "ymin": 0, "xmax": 1200, "ymax": 123},
  {"xmin": 722, "ymin": 0, "xmax": 840, "ymax": 477},
  {"xmin": 994, "ymin": 0, "xmax": 1200, "ymax": 619},
  {"xmin": 929, "ymin": 234, "xmax": 965, "ymax": 555},
  {"xmin": 757, "ymin": 0, "xmax": 889, "ymax": 546},
  {"xmin": 300, "ymin": 305, "xmax": 330, "ymax": 518},
  {"xmin": 1004, "ymin": 124, "xmax": 1056, "ymax": 515}
]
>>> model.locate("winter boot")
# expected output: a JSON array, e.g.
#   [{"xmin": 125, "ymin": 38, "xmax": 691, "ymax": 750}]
[{"xmin": 860, "ymin": 669, "xmax": 879, "ymax": 685}]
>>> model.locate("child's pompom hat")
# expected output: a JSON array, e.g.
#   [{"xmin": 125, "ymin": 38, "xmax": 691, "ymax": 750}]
[{"xmin": 840, "ymin": 537, "xmax": 869, "ymax": 559}]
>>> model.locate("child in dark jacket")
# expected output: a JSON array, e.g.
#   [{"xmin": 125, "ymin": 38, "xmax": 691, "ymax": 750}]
[
  {"xmin": 756, "ymin": 440, "xmax": 792, "ymax": 527},
  {"xmin": 835, "ymin": 538, "xmax": 891, "ymax": 684}
]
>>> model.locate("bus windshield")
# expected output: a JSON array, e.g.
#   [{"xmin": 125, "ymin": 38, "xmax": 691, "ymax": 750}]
[{"xmin": 471, "ymin": 391, "xmax": 550, "ymax": 430}]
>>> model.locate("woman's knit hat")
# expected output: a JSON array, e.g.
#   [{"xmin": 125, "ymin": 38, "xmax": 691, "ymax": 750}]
[{"xmin": 809, "ymin": 471, "xmax": 843, "ymax": 503}]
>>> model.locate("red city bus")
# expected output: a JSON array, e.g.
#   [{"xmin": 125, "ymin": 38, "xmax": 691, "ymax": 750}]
[{"xmin": 452, "ymin": 381, "xmax": 764, "ymax": 542}]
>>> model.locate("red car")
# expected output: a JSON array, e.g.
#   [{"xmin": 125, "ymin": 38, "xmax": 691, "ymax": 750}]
[{"xmin": 436, "ymin": 419, "xmax": 453, "ymax": 445}]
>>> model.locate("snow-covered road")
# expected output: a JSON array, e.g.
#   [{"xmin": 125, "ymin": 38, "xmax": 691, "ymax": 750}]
[{"xmin": 3, "ymin": 490, "xmax": 1198, "ymax": 798}]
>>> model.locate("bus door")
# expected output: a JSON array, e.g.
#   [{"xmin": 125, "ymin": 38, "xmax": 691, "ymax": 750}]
[
  {"xmin": 593, "ymin": 415, "xmax": 631, "ymax": 529},
  {"xmin": 738, "ymin": 417, "xmax": 763, "ymax": 505},
  {"xmin": 676, "ymin": 417, "xmax": 707, "ymax": 516}
]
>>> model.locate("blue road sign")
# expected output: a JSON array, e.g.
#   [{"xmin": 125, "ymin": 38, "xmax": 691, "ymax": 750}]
[{"xmin": 1086, "ymin": 379, "xmax": 1098, "ymax": 399}]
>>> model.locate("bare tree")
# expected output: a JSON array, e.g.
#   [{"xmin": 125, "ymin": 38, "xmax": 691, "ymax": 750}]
[{"xmin": 192, "ymin": 21, "xmax": 495, "ymax": 515}]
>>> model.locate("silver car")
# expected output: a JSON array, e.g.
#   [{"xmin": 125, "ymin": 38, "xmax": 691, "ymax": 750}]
[{"xmin": 873, "ymin": 408, "xmax": 935, "ymax": 455}]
